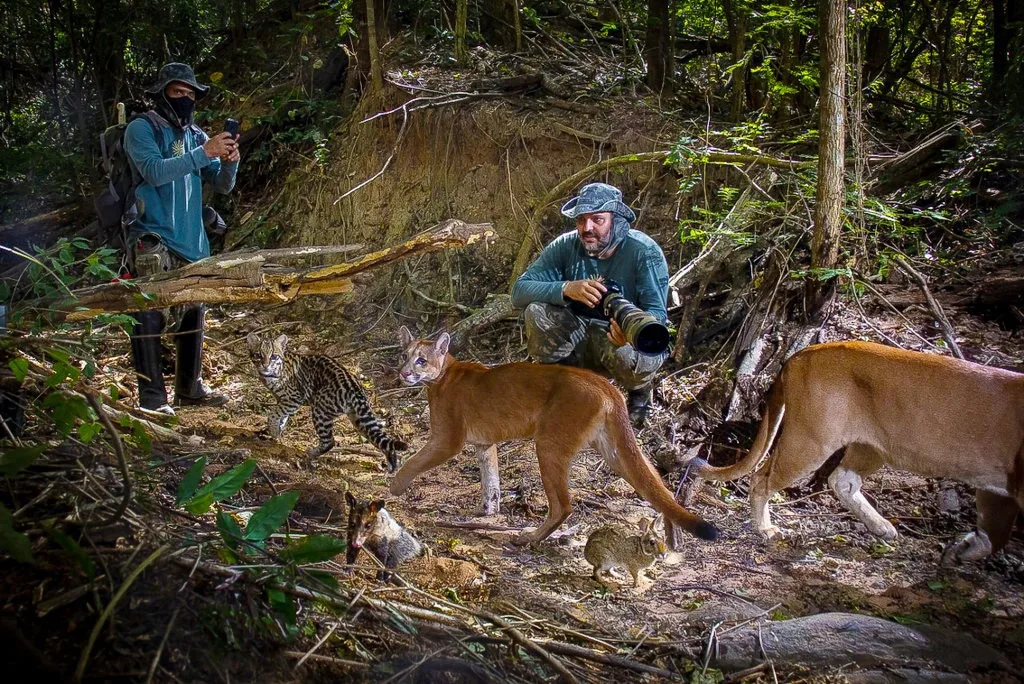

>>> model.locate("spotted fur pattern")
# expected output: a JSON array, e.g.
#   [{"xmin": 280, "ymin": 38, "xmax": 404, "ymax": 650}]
[{"xmin": 247, "ymin": 333, "xmax": 407, "ymax": 470}]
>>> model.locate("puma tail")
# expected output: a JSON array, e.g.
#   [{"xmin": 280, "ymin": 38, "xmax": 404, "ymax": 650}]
[
  {"xmin": 608, "ymin": 403, "xmax": 720, "ymax": 542},
  {"xmin": 690, "ymin": 378, "xmax": 785, "ymax": 482}
]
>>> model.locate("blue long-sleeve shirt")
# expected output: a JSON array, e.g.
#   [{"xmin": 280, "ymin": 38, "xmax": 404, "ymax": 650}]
[
  {"xmin": 511, "ymin": 229, "xmax": 670, "ymax": 323},
  {"xmin": 124, "ymin": 115, "xmax": 238, "ymax": 262}
]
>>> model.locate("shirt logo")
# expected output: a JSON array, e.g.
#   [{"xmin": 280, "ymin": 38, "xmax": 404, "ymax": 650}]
[{"xmin": 172, "ymin": 140, "xmax": 185, "ymax": 158}]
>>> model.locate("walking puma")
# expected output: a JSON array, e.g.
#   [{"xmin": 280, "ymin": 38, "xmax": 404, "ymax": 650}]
[
  {"xmin": 389, "ymin": 327, "xmax": 720, "ymax": 545},
  {"xmin": 689, "ymin": 341, "xmax": 1024, "ymax": 564}
]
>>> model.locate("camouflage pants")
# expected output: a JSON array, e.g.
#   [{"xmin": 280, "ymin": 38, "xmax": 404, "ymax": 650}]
[
  {"xmin": 522, "ymin": 302, "xmax": 666, "ymax": 390},
  {"xmin": 129, "ymin": 233, "xmax": 198, "ymax": 331}
]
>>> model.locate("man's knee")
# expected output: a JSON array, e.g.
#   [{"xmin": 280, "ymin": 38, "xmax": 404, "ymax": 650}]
[
  {"xmin": 523, "ymin": 302, "xmax": 584, "ymax": 363},
  {"xmin": 604, "ymin": 348, "xmax": 665, "ymax": 389}
]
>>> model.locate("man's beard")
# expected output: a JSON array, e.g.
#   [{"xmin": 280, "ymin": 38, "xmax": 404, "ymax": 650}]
[{"xmin": 580, "ymin": 232, "xmax": 611, "ymax": 256}]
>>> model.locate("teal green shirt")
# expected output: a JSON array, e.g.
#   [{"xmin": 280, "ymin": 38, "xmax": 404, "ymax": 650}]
[
  {"xmin": 124, "ymin": 115, "xmax": 238, "ymax": 262},
  {"xmin": 511, "ymin": 230, "xmax": 670, "ymax": 323}
]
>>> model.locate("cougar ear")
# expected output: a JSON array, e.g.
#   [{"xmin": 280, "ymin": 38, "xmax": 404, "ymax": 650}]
[
  {"xmin": 434, "ymin": 332, "xmax": 451, "ymax": 356},
  {"xmin": 398, "ymin": 326, "xmax": 413, "ymax": 348}
]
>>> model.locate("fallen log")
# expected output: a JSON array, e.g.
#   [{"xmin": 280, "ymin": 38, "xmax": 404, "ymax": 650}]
[{"xmin": 10, "ymin": 219, "xmax": 494, "ymax": 325}]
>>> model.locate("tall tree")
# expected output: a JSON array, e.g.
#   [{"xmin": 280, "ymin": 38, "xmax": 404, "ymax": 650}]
[
  {"xmin": 991, "ymin": 0, "xmax": 1024, "ymax": 110},
  {"xmin": 809, "ymin": 0, "xmax": 846, "ymax": 314},
  {"xmin": 645, "ymin": 0, "xmax": 674, "ymax": 96},
  {"xmin": 721, "ymin": 0, "xmax": 748, "ymax": 121},
  {"xmin": 365, "ymin": 0, "xmax": 383, "ymax": 91},
  {"xmin": 455, "ymin": 0, "xmax": 469, "ymax": 64}
]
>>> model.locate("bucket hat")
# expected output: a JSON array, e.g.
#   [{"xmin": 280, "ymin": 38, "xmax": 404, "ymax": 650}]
[
  {"xmin": 144, "ymin": 63, "xmax": 210, "ymax": 99},
  {"xmin": 560, "ymin": 182, "xmax": 636, "ymax": 223}
]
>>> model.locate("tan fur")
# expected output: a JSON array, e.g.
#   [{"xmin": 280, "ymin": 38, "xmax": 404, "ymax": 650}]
[
  {"xmin": 390, "ymin": 327, "xmax": 719, "ymax": 545},
  {"xmin": 693, "ymin": 341, "xmax": 1024, "ymax": 563}
]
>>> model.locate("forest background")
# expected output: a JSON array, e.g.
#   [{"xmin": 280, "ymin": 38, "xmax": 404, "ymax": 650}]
[{"xmin": 1, "ymin": 0, "xmax": 1023, "ymax": 681}]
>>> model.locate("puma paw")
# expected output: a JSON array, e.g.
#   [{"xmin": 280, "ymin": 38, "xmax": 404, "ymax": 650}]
[
  {"xmin": 758, "ymin": 525, "xmax": 785, "ymax": 541},
  {"xmin": 870, "ymin": 519, "xmax": 899, "ymax": 541},
  {"xmin": 512, "ymin": 528, "xmax": 541, "ymax": 546}
]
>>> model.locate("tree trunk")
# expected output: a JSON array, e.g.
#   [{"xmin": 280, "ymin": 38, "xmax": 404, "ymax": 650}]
[
  {"xmin": 808, "ymin": 0, "xmax": 846, "ymax": 316},
  {"xmin": 721, "ymin": 0, "xmax": 747, "ymax": 121},
  {"xmin": 991, "ymin": 0, "xmax": 1024, "ymax": 110},
  {"xmin": 11, "ymin": 221, "xmax": 495, "ymax": 325},
  {"xmin": 645, "ymin": 0, "xmax": 674, "ymax": 96},
  {"xmin": 365, "ymin": 0, "xmax": 384, "ymax": 92},
  {"xmin": 455, "ymin": 0, "xmax": 469, "ymax": 64},
  {"xmin": 511, "ymin": 0, "xmax": 522, "ymax": 52}
]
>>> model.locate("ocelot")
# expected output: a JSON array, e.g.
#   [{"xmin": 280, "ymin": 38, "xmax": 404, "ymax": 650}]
[{"xmin": 246, "ymin": 333, "xmax": 408, "ymax": 471}]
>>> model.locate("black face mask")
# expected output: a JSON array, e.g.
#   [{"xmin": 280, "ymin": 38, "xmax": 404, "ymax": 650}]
[{"xmin": 165, "ymin": 95, "xmax": 196, "ymax": 125}]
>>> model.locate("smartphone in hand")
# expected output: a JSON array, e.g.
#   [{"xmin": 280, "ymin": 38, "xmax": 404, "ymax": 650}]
[{"xmin": 225, "ymin": 118, "xmax": 240, "ymax": 139}]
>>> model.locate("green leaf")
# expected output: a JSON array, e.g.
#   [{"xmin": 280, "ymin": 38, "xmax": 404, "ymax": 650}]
[
  {"xmin": 303, "ymin": 569, "xmax": 339, "ymax": 591},
  {"xmin": 216, "ymin": 509, "xmax": 244, "ymax": 550},
  {"xmin": 44, "ymin": 525, "xmax": 95, "ymax": 578},
  {"xmin": 266, "ymin": 587, "xmax": 298, "ymax": 637},
  {"xmin": 184, "ymin": 459, "xmax": 257, "ymax": 514},
  {"xmin": 244, "ymin": 491, "xmax": 300, "ymax": 541},
  {"xmin": 280, "ymin": 535, "xmax": 347, "ymax": 564},
  {"xmin": 0, "ymin": 445, "xmax": 46, "ymax": 476},
  {"xmin": 176, "ymin": 456, "xmax": 208, "ymax": 505},
  {"xmin": 8, "ymin": 358, "xmax": 29, "ymax": 382},
  {"xmin": 42, "ymin": 392, "xmax": 91, "ymax": 437},
  {"xmin": 0, "ymin": 503, "xmax": 33, "ymax": 563},
  {"xmin": 77, "ymin": 421, "xmax": 102, "ymax": 444}
]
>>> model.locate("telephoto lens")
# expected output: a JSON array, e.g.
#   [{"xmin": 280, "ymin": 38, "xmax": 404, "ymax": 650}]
[{"xmin": 601, "ymin": 286, "xmax": 671, "ymax": 356}]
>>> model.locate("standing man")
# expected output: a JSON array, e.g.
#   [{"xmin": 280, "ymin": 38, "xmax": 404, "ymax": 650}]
[
  {"xmin": 511, "ymin": 182, "xmax": 670, "ymax": 427},
  {"xmin": 124, "ymin": 63, "xmax": 240, "ymax": 415}
]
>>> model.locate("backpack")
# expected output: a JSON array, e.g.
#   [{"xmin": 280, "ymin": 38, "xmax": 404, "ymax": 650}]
[{"xmin": 94, "ymin": 110, "xmax": 163, "ymax": 253}]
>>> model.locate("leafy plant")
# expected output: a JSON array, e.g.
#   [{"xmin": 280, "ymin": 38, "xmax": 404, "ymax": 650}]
[{"xmin": 175, "ymin": 456, "xmax": 348, "ymax": 639}]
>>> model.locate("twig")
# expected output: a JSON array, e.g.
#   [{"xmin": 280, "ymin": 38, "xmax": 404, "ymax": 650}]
[
  {"xmin": 335, "ymin": 92, "xmax": 500, "ymax": 206},
  {"xmin": 894, "ymin": 257, "xmax": 964, "ymax": 359},
  {"xmin": 675, "ymin": 585, "xmax": 765, "ymax": 612},
  {"xmin": 145, "ymin": 606, "xmax": 180, "ymax": 684},
  {"xmin": 409, "ymin": 286, "xmax": 472, "ymax": 313},
  {"xmin": 75, "ymin": 544, "xmax": 169, "ymax": 682},
  {"xmin": 284, "ymin": 651, "xmax": 369, "ymax": 670},
  {"xmin": 724, "ymin": 662, "xmax": 767, "ymax": 682},
  {"xmin": 473, "ymin": 607, "xmax": 579, "ymax": 684},
  {"xmin": 84, "ymin": 392, "xmax": 132, "ymax": 528},
  {"xmin": 435, "ymin": 520, "xmax": 522, "ymax": 532},
  {"xmin": 293, "ymin": 623, "xmax": 338, "ymax": 670},
  {"xmin": 333, "ymin": 103, "xmax": 411, "ymax": 204},
  {"xmin": 852, "ymin": 274, "xmax": 936, "ymax": 348},
  {"xmin": 537, "ymin": 639, "xmax": 685, "ymax": 680}
]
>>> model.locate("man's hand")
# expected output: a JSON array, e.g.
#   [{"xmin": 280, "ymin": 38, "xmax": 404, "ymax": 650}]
[
  {"xmin": 562, "ymin": 279, "xmax": 607, "ymax": 308},
  {"xmin": 607, "ymin": 319, "xmax": 628, "ymax": 347},
  {"xmin": 203, "ymin": 132, "xmax": 238, "ymax": 160},
  {"xmin": 221, "ymin": 146, "xmax": 241, "ymax": 163}
]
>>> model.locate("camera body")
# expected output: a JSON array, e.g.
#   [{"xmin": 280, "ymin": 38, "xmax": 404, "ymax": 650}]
[{"xmin": 569, "ymin": 280, "xmax": 670, "ymax": 356}]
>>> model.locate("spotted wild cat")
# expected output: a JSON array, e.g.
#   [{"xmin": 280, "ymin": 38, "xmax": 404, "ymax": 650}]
[{"xmin": 246, "ymin": 333, "xmax": 408, "ymax": 471}]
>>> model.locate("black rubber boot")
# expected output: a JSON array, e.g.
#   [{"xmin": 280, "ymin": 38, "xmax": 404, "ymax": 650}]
[
  {"xmin": 130, "ymin": 310, "xmax": 172, "ymax": 414},
  {"xmin": 174, "ymin": 305, "xmax": 227, "ymax": 407},
  {"xmin": 626, "ymin": 385, "xmax": 653, "ymax": 428}
]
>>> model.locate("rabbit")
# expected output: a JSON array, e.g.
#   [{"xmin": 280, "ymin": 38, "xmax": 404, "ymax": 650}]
[{"xmin": 584, "ymin": 515, "xmax": 666, "ymax": 588}]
